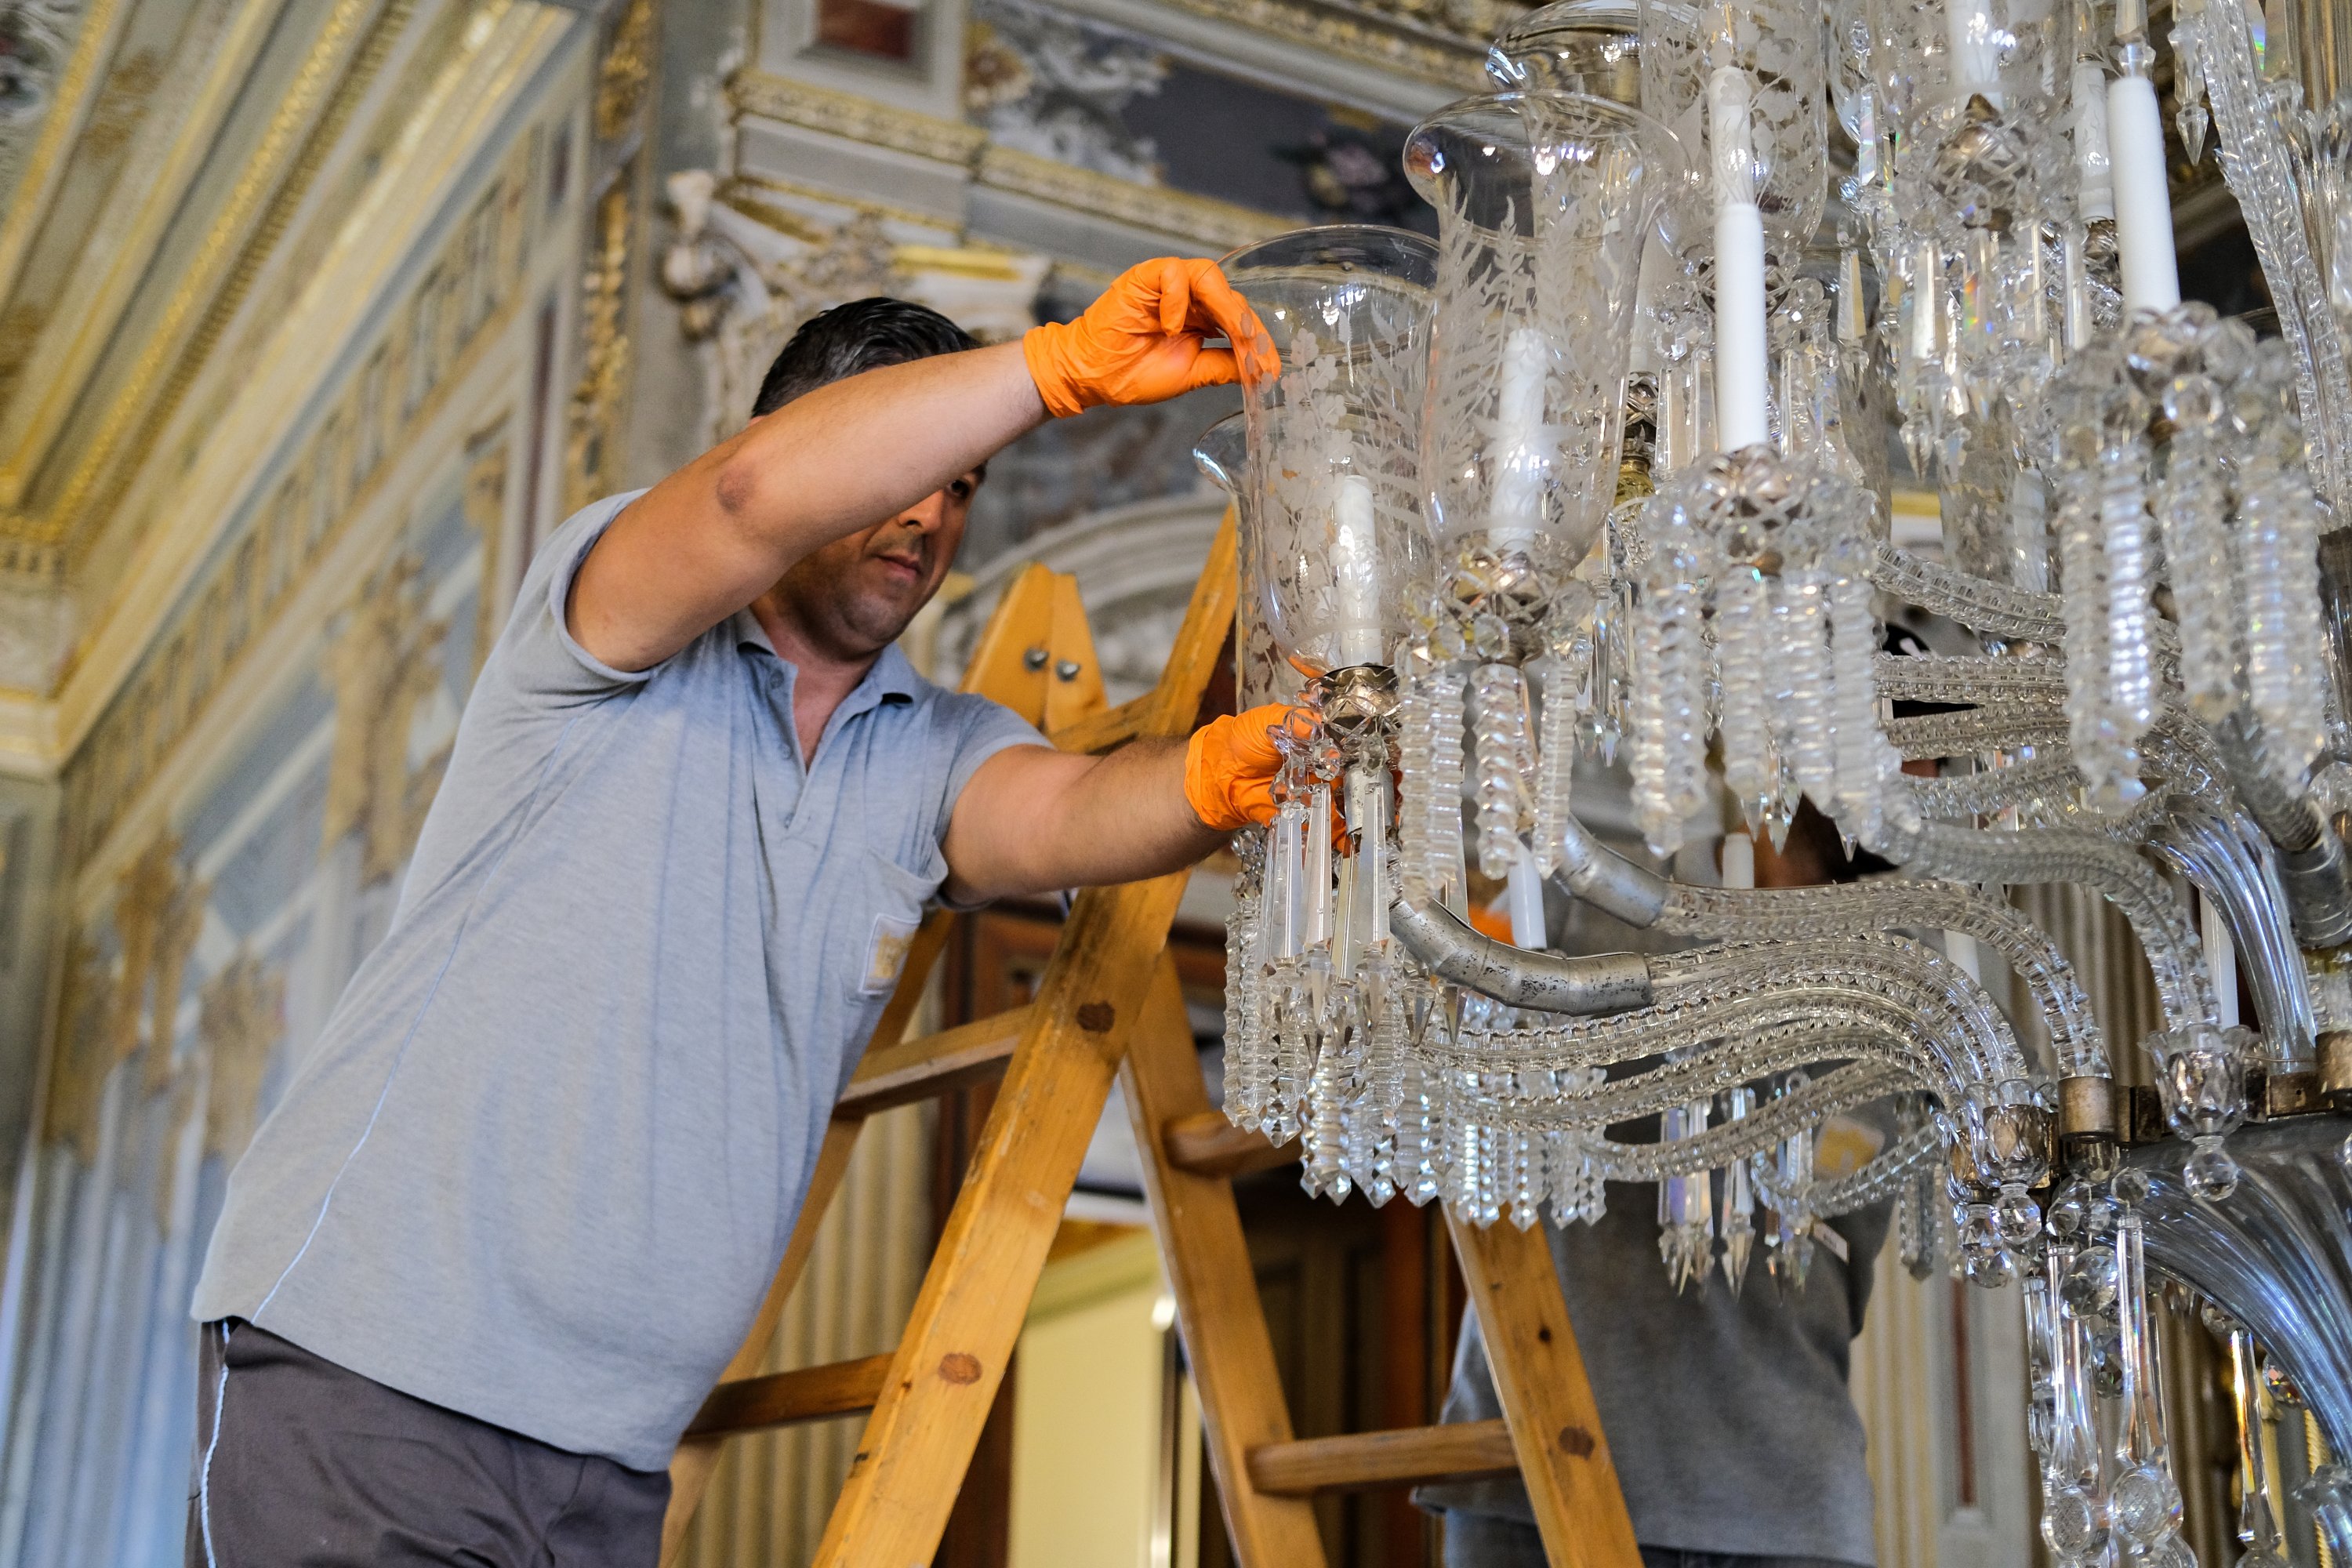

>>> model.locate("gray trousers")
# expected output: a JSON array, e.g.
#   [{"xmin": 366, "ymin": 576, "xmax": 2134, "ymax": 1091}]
[
  {"xmin": 1441, "ymin": 1512, "xmax": 1867, "ymax": 1568},
  {"xmin": 188, "ymin": 1321, "xmax": 670, "ymax": 1567}
]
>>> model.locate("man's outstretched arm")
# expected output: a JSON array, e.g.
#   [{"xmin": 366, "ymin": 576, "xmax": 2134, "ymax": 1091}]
[
  {"xmin": 569, "ymin": 260, "xmax": 1273, "ymax": 673},
  {"xmin": 942, "ymin": 706, "xmax": 1291, "ymax": 902}
]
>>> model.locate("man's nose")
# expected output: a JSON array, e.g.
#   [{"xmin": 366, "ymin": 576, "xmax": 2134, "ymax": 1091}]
[{"xmin": 898, "ymin": 492, "xmax": 950, "ymax": 535}]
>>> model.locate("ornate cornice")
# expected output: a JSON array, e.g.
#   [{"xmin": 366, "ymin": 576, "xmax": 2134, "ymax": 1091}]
[
  {"xmin": 974, "ymin": 143, "xmax": 1289, "ymax": 250},
  {"xmin": 1138, "ymin": 0, "xmax": 1501, "ymax": 87},
  {"xmin": 728, "ymin": 71, "xmax": 985, "ymax": 165},
  {"xmin": 729, "ymin": 69, "xmax": 1295, "ymax": 252}
]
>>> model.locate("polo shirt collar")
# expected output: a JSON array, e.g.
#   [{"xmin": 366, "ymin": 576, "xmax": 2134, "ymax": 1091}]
[{"xmin": 731, "ymin": 609, "xmax": 921, "ymax": 710}]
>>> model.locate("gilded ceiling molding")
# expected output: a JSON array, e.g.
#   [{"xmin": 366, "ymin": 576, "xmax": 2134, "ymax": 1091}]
[
  {"xmin": 0, "ymin": 0, "xmax": 394, "ymax": 510},
  {"xmin": 728, "ymin": 70, "xmax": 986, "ymax": 166},
  {"xmin": 0, "ymin": 0, "xmax": 132, "ymax": 318},
  {"xmin": 60, "ymin": 125, "xmax": 542, "ymax": 880},
  {"xmin": 18, "ymin": 0, "xmax": 397, "ymax": 545},
  {"xmin": 973, "ymin": 143, "xmax": 1290, "ymax": 250},
  {"xmin": 42, "ymin": 930, "xmax": 113, "ymax": 1160},
  {"xmin": 47, "ymin": 0, "xmax": 561, "ymax": 787}
]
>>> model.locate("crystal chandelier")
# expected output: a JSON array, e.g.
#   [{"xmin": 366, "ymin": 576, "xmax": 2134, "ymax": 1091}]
[{"xmin": 1199, "ymin": 0, "xmax": 2352, "ymax": 1554}]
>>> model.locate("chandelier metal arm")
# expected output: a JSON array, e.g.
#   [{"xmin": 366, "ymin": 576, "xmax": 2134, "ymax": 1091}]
[{"xmin": 1386, "ymin": 895, "xmax": 1658, "ymax": 1014}]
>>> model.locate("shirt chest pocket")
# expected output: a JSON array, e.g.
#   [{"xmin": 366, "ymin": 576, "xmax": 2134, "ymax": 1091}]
[{"xmin": 844, "ymin": 844, "xmax": 946, "ymax": 1002}]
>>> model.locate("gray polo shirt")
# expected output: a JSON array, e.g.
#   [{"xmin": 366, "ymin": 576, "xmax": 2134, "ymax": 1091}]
[{"xmin": 192, "ymin": 492, "xmax": 1043, "ymax": 1470}]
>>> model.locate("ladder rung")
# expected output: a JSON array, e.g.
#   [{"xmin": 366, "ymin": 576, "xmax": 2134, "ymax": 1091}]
[
  {"xmin": 838, "ymin": 1005, "xmax": 1035, "ymax": 1114},
  {"xmin": 1163, "ymin": 1109, "xmax": 1299, "ymax": 1178},
  {"xmin": 1246, "ymin": 1420, "xmax": 1522, "ymax": 1496},
  {"xmin": 683, "ymin": 1352, "xmax": 895, "ymax": 1438},
  {"xmin": 1048, "ymin": 692, "xmax": 1153, "ymax": 754}
]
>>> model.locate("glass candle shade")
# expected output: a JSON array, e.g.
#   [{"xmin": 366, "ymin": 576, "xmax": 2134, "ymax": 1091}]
[
  {"xmin": 1222, "ymin": 224, "xmax": 1441, "ymax": 677},
  {"xmin": 1637, "ymin": 0, "xmax": 1827, "ymax": 265},
  {"xmin": 1487, "ymin": 0, "xmax": 1644, "ymax": 104},
  {"xmin": 1406, "ymin": 92, "xmax": 1673, "ymax": 575}
]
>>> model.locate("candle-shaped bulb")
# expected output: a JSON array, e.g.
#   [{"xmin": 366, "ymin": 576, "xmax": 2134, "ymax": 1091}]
[
  {"xmin": 1331, "ymin": 473, "xmax": 1384, "ymax": 667},
  {"xmin": 1490, "ymin": 328, "xmax": 1548, "ymax": 548},
  {"xmin": 1708, "ymin": 65, "xmax": 1757, "ymax": 206},
  {"xmin": 2109, "ymin": 67, "xmax": 2182, "ymax": 310}
]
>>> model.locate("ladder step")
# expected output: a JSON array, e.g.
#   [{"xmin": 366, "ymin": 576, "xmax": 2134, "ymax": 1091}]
[
  {"xmin": 1047, "ymin": 692, "xmax": 1154, "ymax": 754},
  {"xmin": 682, "ymin": 1352, "xmax": 895, "ymax": 1439},
  {"xmin": 838, "ymin": 1005, "xmax": 1035, "ymax": 1114},
  {"xmin": 1162, "ymin": 1109, "xmax": 1300, "ymax": 1178},
  {"xmin": 1246, "ymin": 1421, "xmax": 1523, "ymax": 1496}
]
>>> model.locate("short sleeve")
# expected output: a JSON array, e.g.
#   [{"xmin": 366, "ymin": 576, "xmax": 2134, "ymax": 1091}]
[
  {"xmin": 931, "ymin": 693, "xmax": 1048, "ymax": 912},
  {"xmin": 486, "ymin": 492, "xmax": 658, "ymax": 705},
  {"xmin": 936, "ymin": 694, "xmax": 1049, "ymax": 839}
]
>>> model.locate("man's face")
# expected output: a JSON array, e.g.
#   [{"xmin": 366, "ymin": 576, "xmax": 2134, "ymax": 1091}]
[{"xmin": 770, "ymin": 470, "xmax": 980, "ymax": 659}]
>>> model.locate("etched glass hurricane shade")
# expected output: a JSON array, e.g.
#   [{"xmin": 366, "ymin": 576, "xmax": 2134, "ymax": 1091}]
[
  {"xmin": 1635, "ymin": 0, "xmax": 1826, "ymax": 263},
  {"xmin": 1406, "ymin": 93, "xmax": 1674, "ymax": 575},
  {"xmin": 1486, "ymin": 0, "xmax": 1643, "ymax": 103},
  {"xmin": 1221, "ymin": 226, "xmax": 1441, "ymax": 678}
]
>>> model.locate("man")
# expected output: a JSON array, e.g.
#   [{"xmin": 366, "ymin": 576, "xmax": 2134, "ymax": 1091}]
[{"xmin": 187, "ymin": 259, "xmax": 1286, "ymax": 1565}]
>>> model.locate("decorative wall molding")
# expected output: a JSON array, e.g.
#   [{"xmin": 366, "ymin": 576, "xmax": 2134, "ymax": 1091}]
[
  {"xmin": 1095, "ymin": 0, "xmax": 1498, "ymax": 86},
  {"xmin": 320, "ymin": 554, "xmax": 452, "ymax": 884},
  {"xmin": 975, "ymin": 142, "xmax": 1287, "ymax": 250},
  {"xmin": 729, "ymin": 70, "xmax": 987, "ymax": 166}
]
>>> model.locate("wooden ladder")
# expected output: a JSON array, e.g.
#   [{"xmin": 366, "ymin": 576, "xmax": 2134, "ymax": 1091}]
[{"xmin": 656, "ymin": 514, "xmax": 1644, "ymax": 1568}]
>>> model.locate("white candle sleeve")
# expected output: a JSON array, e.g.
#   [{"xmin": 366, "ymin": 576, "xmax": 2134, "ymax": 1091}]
[
  {"xmin": 1332, "ymin": 474, "xmax": 1383, "ymax": 666},
  {"xmin": 2107, "ymin": 71, "xmax": 2181, "ymax": 312},
  {"xmin": 1714, "ymin": 202, "xmax": 1770, "ymax": 451}
]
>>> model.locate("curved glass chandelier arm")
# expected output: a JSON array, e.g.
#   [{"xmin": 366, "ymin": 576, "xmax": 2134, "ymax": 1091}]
[
  {"xmin": 1867, "ymin": 542, "xmax": 2069, "ymax": 644},
  {"xmin": 1907, "ymin": 756, "xmax": 2087, "ymax": 818},
  {"xmin": 1469, "ymin": 1022, "xmax": 1929, "ymax": 1129},
  {"xmin": 2145, "ymin": 807, "xmax": 2322, "ymax": 1066},
  {"xmin": 1660, "ymin": 880, "xmax": 2107, "ymax": 1077},
  {"xmin": 1872, "ymin": 820, "xmax": 2215, "ymax": 1029},
  {"xmin": 1751, "ymin": 1119, "xmax": 1946, "ymax": 1215},
  {"xmin": 1388, "ymin": 895, "xmax": 1657, "ymax": 1014},
  {"xmin": 1552, "ymin": 810, "xmax": 1671, "ymax": 925},
  {"xmin": 1874, "ymin": 652, "xmax": 2069, "ymax": 706},
  {"xmin": 1887, "ymin": 708, "xmax": 2073, "ymax": 759},
  {"xmin": 1581, "ymin": 1061, "xmax": 1918, "ymax": 1181},
  {"xmin": 1652, "ymin": 934, "xmax": 2031, "ymax": 1083}
]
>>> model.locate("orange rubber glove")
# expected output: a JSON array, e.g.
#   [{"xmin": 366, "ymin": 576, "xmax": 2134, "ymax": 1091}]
[
  {"xmin": 1023, "ymin": 258, "xmax": 1279, "ymax": 419},
  {"xmin": 1183, "ymin": 704, "xmax": 1302, "ymax": 832}
]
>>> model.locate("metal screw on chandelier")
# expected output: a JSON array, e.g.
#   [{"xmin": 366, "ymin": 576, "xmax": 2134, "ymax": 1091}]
[{"xmin": 1196, "ymin": 0, "xmax": 2352, "ymax": 1558}]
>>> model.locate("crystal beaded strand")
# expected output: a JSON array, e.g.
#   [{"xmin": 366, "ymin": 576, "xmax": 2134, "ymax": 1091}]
[
  {"xmin": 2099, "ymin": 441, "xmax": 2158, "ymax": 793},
  {"xmin": 1470, "ymin": 662, "xmax": 1534, "ymax": 880},
  {"xmin": 2056, "ymin": 459, "xmax": 2127, "ymax": 798},
  {"xmin": 1716, "ymin": 564, "xmax": 1776, "ymax": 833},
  {"xmin": 1828, "ymin": 540, "xmax": 1889, "ymax": 844},
  {"xmin": 1531, "ymin": 655, "xmax": 1578, "ymax": 876},
  {"xmin": 1634, "ymin": 505, "xmax": 1711, "ymax": 852},
  {"xmin": 2240, "ymin": 376, "xmax": 2330, "ymax": 782},
  {"xmin": 1224, "ymin": 831, "xmax": 1271, "ymax": 1131},
  {"xmin": 1780, "ymin": 567, "xmax": 1838, "ymax": 813},
  {"xmin": 2155, "ymin": 371, "xmax": 2238, "ymax": 720}
]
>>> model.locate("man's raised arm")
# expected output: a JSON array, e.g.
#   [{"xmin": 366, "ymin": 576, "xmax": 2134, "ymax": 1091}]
[{"xmin": 568, "ymin": 260, "xmax": 1274, "ymax": 673}]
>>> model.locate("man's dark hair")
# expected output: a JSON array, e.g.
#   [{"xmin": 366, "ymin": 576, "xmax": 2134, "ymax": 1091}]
[{"xmin": 750, "ymin": 297, "xmax": 979, "ymax": 418}]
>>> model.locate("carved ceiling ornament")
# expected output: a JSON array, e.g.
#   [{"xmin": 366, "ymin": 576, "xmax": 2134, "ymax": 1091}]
[
  {"xmin": 321, "ymin": 552, "xmax": 450, "ymax": 885},
  {"xmin": 563, "ymin": 171, "xmax": 635, "ymax": 514},
  {"xmin": 0, "ymin": 0, "xmax": 88, "ymax": 202},
  {"xmin": 198, "ymin": 949, "xmax": 282, "ymax": 1163}
]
